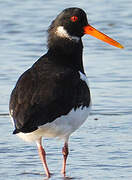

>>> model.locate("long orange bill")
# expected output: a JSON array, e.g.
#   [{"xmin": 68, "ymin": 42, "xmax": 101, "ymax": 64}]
[{"xmin": 84, "ymin": 25, "xmax": 124, "ymax": 49}]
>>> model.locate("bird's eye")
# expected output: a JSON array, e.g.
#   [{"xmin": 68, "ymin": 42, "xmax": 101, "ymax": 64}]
[{"xmin": 70, "ymin": 16, "xmax": 78, "ymax": 22}]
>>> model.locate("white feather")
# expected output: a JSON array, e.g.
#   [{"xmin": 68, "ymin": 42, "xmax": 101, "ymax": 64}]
[
  {"xmin": 55, "ymin": 26, "xmax": 80, "ymax": 42},
  {"xmin": 79, "ymin": 71, "xmax": 89, "ymax": 85},
  {"xmin": 17, "ymin": 105, "xmax": 91, "ymax": 142}
]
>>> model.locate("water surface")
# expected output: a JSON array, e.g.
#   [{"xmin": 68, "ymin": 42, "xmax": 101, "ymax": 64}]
[{"xmin": 0, "ymin": 0, "xmax": 132, "ymax": 179}]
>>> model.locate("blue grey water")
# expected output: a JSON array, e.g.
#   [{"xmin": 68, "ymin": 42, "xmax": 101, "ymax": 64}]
[{"xmin": 0, "ymin": 0, "xmax": 132, "ymax": 179}]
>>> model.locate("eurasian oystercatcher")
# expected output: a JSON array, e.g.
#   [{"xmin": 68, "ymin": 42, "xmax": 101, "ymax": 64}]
[{"xmin": 9, "ymin": 7, "xmax": 123, "ymax": 178}]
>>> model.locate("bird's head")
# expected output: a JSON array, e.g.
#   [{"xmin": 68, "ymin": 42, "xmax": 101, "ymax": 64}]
[{"xmin": 48, "ymin": 7, "xmax": 124, "ymax": 50}]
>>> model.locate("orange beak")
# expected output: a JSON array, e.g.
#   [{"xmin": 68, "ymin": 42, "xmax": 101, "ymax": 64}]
[{"xmin": 84, "ymin": 25, "xmax": 124, "ymax": 49}]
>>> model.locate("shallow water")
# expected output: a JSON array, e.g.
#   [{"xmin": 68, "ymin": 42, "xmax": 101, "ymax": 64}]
[{"xmin": 0, "ymin": 0, "xmax": 132, "ymax": 179}]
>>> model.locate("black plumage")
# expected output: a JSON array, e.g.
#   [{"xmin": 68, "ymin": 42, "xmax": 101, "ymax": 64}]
[
  {"xmin": 10, "ymin": 8, "xmax": 91, "ymax": 135},
  {"xmin": 10, "ymin": 47, "xmax": 90, "ymax": 134}
]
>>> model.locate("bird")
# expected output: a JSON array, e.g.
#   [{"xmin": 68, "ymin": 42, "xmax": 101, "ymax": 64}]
[{"xmin": 9, "ymin": 7, "xmax": 123, "ymax": 178}]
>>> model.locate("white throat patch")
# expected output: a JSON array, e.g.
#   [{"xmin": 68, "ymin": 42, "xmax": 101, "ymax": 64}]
[{"xmin": 55, "ymin": 26, "xmax": 80, "ymax": 42}]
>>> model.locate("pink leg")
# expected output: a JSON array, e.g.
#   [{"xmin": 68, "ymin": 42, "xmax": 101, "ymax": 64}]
[
  {"xmin": 61, "ymin": 141, "xmax": 69, "ymax": 176},
  {"xmin": 36, "ymin": 138, "xmax": 50, "ymax": 178}
]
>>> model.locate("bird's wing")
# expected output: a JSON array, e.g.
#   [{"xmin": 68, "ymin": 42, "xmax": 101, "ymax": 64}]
[{"xmin": 9, "ymin": 59, "xmax": 90, "ymax": 134}]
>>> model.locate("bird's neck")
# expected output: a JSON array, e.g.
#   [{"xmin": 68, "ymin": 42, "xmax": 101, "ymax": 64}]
[{"xmin": 47, "ymin": 38, "xmax": 85, "ymax": 73}]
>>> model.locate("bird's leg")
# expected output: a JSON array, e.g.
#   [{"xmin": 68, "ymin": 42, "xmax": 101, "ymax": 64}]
[
  {"xmin": 61, "ymin": 141, "xmax": 69, "ymax": 176},
  {"xmin": 36, "ymin": 138, "xmax": 50, "ymax": 178}
]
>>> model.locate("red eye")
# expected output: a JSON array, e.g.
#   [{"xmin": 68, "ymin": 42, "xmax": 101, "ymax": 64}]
[{"xmin": 70, "ymin": 16, "xmax": 78, "ymax": 22}]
